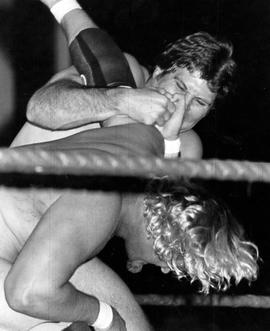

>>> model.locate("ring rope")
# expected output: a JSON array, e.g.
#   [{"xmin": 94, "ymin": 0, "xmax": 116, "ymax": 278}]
[
  {"xmin": 1, "ymin": 151, "xmax": 268, "ymax": 310},
  {"xmin": 0, "ymin": 148, "xmax": 270, "ymax": 182},
  {"xmin": 135, "ymin": 294, "xmax": 270, "ymax": 309}
]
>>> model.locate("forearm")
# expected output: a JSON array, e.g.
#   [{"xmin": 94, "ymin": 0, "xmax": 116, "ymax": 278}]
[
  {"xmin": 28, "ymin": 1, "xmax": 136, "ymax": 130},
  {"xmin": 46, "ymin": 0, "xmax": 98, "ymax": 45},
  {"xmin": 7, "ymin": 279, "xmax": 100, "ymax": 324},
  {"xmin": 47, "ymin": 1, "xmax": 135, "ymax": 88},
  {"xmin": 71, "ymin": 259, "xmax": 153, "ymax": 331},
  {"xmin": 61, "ymin": 8, "xmax": 98, "ymax": 45},
  {"xmin": 27, "ymin": 80, "xmax": 126, "ymax": 130}
]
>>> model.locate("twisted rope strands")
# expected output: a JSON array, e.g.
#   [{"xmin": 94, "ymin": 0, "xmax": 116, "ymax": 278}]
[
  {"xmin": 135, "ymin": 294, "xmax": 270, "ymax": 308},
  {"xmin": 0, "ymin": 148, "xmax": 270, "ymax": 182}
]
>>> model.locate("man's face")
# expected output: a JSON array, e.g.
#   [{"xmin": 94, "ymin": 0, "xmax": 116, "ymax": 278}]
[
  {"xmin": 126, "ymin": 236, "xmax": 170, "ymax": 274},
  {"xmin": 148, "ymin": 67, "xmax": 217, "ymax": 133},
  {"xmin": 125, "ymin": 206, "xmax": 170, "ymax": 274}
]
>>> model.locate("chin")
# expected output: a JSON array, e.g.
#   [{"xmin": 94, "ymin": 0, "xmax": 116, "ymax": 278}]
[{"xmin": 180, "ymin": 125, "xmax": 193, "ymax": 133}]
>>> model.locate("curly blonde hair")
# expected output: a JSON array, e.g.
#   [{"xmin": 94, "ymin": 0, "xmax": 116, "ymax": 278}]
[{"xmin": 143, "ymin": 180, "xmax": 259, "ymax": 294}]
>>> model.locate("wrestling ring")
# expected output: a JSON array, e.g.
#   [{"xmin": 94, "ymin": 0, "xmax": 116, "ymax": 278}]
[
  {"xmin": 1, "ymin": 148, "xmax": 270, "ymax": 330},
  {"xmin": 0, "ymin": 148, "xmax": 270, "ymax": 182}
]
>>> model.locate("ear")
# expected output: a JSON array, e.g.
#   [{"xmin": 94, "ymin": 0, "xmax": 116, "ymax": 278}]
[
  {"xmin": 161, "ymin": 267, "xmax": 171, "ymax": 274},
  {"xmin": 152, "ymin": 66, "xmax": 163, "ymax": 78},
  {"xmin": 126, "ymin": 260, "xmax": 144, "ymax": 273}
]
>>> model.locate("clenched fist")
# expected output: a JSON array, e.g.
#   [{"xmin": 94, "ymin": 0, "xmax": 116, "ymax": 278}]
[{"xmin": 116, "ymin": 87, "xmax": 176, "ymax": 127}]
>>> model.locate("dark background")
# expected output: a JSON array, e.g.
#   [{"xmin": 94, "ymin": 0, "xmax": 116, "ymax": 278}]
[
  {"xmin": 1, "ymin": 0, "xmax": 270, "ymax": 330},
  {"xmin": 2, "ymin": 0, "xmax": 270, "ymax": 161}
]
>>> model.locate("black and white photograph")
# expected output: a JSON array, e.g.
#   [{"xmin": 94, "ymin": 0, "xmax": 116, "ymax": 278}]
[{"xmin": 0, "ymin": 0, "xmax": 269, "ymax": 330}]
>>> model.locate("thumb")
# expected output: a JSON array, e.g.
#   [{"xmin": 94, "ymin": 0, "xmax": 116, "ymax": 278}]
[{"xmin": 162, "ymin": 96, "xmax": 185, "ymax": 139}]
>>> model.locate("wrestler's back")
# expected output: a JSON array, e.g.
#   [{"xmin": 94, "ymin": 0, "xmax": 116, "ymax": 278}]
[
  {"xmin": 11, "ymin": 121, "xmax": 99, "ymax": 147},
  {"xmin": 2, "ymin": 123, "xmax": 163, "ymax": 261},
  {"xmin": 16, "ymin": 123, "xmax": 164, "ymax": 158}
]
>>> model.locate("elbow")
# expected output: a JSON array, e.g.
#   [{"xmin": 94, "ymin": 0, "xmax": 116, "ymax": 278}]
[
  {"xmin": 5, "ymin": 271, "xmax": 54, "ymax": 316},
  {"xmin": 26, "ymin": 96, "xmax": 45, "ymax": 128},
  {"xmin": 26, "ymin": 95, "xmax": 37, "ymax": 123},
  {"xmin": 4, "ymin": 271, "xmax": 32, "ymax": 314},
  {"xmin": 26, "ymin": 94, "xmax": 56, "ymax": 130}
]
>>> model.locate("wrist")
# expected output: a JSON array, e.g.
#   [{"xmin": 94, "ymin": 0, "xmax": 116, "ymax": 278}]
[
  {"xmin": 164, "ymin": 137, "xmax": 181, "ymax": 159},
  {"xmin": 90, "ymin": 300, "xmax": 113, "ymax": 330},
  {"xmin": 41, "ymin": 0, "xmax": 61, "ymax": 9},
  {"xmin": 106, "ymin": 87, "xmax": 132, "ymax": 117},
  {"xmin": 50, "ymin": 0, "xmax": 82, "ymax": 23}
]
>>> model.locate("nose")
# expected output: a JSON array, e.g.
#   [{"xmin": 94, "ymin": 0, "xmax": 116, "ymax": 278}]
[{"xmin": 183, "ymin": 92, "xmax": 193, "ymax": 112}]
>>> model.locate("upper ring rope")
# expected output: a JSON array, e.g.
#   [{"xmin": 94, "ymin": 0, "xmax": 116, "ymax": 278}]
[{"xmin": 0, "ymin": 148, "xmax": 269, "ymax": 182}]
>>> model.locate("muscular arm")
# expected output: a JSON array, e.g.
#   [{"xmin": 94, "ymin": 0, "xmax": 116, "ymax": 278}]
[
  {"xmin": 5, "ymin": 191, "xmax": 121, "ymax": 324},
  {"xmin": 0, "ymin": 191, "xmax": 151, "ymax": 331},
  {"xmin": 27, "ymin": 2, "xmax": 172, "ymax": 130},
  {"xmin": 27, "ymin": 69, "xmax": 136, "ymax": 130},
  {"xmin": 26, "ymin": 66, "xmax": 171, "ymax": 130},
  {"xmin": 27, "ymin": 5, "xmax": 137, "ymax": 130},
  {"xmin": 70, "ymin": 258, "xmax": 153, "ymax": 331},
  {"xmin": 1, "ymin": 259, "xmax": 45, "ymax": 330}
]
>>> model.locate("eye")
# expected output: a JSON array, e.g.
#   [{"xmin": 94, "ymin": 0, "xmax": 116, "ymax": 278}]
[
  {"xmin": 196, "ymin": 99, "xmax": 208, "ymax": 107},
  {"xmin": 175, "ymin": 80, "xmax": 186, "ymax": 92}
]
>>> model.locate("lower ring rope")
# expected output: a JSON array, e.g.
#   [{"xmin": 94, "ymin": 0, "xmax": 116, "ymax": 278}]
[
  {"xmin": 135, "ymin": 294, "xmax": 270, "ymax": 309},
  {"xmin": 0, "ymin": 148, "xmax": 270, "ymax": 182}
]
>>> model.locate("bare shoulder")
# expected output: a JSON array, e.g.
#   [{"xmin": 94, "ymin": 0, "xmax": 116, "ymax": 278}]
[
  {"xmin": 54, "ymin": 190, "xmax": 122, "ymax": 235},
  {"xmin": 124, "ymin": 53, "xmax": 150, "ymax": 87},
  {"xmin": 180, "ymin": 130, "xmax": 203, "ymax": 159}
]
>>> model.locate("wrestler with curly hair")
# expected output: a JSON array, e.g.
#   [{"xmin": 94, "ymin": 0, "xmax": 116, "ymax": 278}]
[
  {"xmin": 144, "ymin": 181, "xmax": 258, "ymax": 294},
  {"xmin": 0, "ymin": 2, "xmax": 258, "ymax": 331}
]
